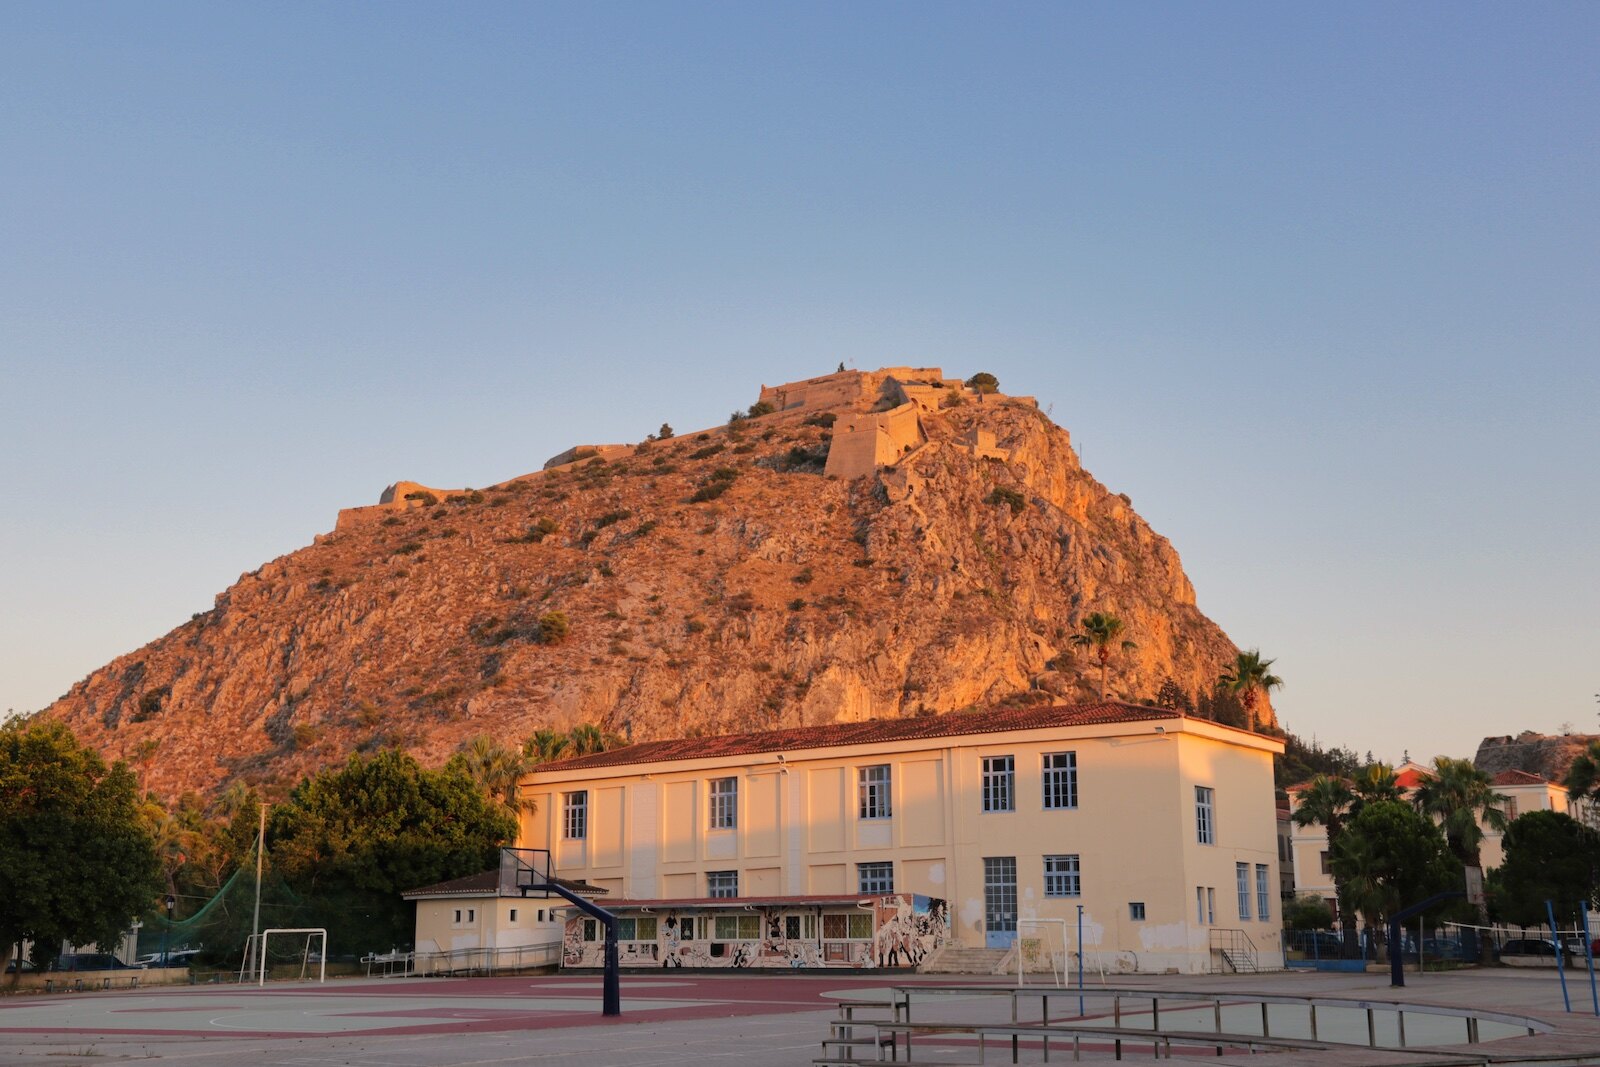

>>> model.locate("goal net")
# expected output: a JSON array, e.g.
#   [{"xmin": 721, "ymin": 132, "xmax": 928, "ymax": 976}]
[
  {"xmin": 242, "ymin": 928, "xmax": 327, "ymax": 986},
  {"xmin": 1017, "ymin": 919, "xmax": 1070, "ymax": 986}
]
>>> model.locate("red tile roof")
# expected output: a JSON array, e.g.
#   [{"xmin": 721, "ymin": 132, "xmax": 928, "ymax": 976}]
[
  {"xmin": 1395, "ymin": 767, "xmax": 1428, "ymax": 789},
  {"xmin": 1492, "ymin": 769, "xmax": 1551, "ymax": 786},
  {"xmin": 539, "ymin": 701, "xmax": 1186, "ymax": 772}
]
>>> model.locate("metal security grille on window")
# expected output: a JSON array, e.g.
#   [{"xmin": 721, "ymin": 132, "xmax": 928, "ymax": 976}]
[
  {"xmin": 982, "ymin": 756, "xmax": 1015, "ymax": 812},
  {"xmin": 1255, "ymin": 865, "xmax": 1271, "ymax": 920},
  {"xmin": 707, "ymin": 871, "xmax": 738, "ymax": 898},
  {"xmin": 563, "ymin": 792, "xmax": 587, "ymax": 839},
  {"xmin": 1043, "ymin": 752, "xmax": 1077, "ymax": 809},
  {"xmin": 1235, "ymin": 862, "xmax": 1251, "ymax": 921},
  {"xmin": 1044, "ymin": 854, "xmax": 1081, "ymax": 897},
  {"xmin": 859, "ymin": 765, "xmax": 892, "ymax": 819},
  {"xmin": 1195, "ymin": 786, "xmax": 1214, "ymax": 844},
  {"xmin": 859, "ymin": 862, "xmax": 894, "ymax": 894},
  {"xmin": 709, "ymin": 777, "xmax": 737, "ymax": 829}
]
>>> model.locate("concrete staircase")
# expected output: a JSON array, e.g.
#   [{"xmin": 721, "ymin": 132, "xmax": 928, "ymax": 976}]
[{"xmin": 918, "ymin": 944, "xmax": 1010, "ymax": 975}]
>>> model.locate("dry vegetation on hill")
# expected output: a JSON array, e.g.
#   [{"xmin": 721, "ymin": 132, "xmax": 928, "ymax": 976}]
[{"xmin": 43, "ymin": 382, "xmax": 1269, "ymax": 801}]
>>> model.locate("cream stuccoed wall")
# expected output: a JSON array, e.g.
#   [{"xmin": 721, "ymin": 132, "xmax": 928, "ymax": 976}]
[
  {"xmin": 520, "ymin": 716, "xmax": 1283, "ymax": 974},
  {"xmin": 412, "ymin": 896, "xmax": 563, "ymax": 955}
]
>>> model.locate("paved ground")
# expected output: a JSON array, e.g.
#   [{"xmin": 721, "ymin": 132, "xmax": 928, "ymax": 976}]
[{"xmin": 2, "ymin": 967, "xmax": 1599, "ymax": 1066}]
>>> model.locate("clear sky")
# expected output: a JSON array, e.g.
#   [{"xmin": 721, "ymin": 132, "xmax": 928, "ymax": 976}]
[{"xmin": 3, "ymin": 2, "xmax": 1596, "ymax": 766}]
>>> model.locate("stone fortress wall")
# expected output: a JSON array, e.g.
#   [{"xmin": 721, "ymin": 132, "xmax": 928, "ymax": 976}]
[{"xmin": 337, "ymin": 366, "xmax": 1027, "ymax": 530}]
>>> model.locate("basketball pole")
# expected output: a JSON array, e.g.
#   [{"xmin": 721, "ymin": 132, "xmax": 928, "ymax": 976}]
[{"xmin": 250, "ymin": 806, "xmax": 265, "ymax": 979}]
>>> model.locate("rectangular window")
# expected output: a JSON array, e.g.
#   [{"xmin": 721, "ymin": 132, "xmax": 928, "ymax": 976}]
[
  {"xmin": 467, "ymin": 908, "xmax": 475, "ymax": 923},
  {"xmin": 716, "ymin": 914, "xmax": 759, "ymax": 939},
  {"xmin": 677, "ymin": 916, "xmax": 696, "ymax": 941},
  {"xmin": 453, "ymin": 909, "xmax": 462, "ymax": 924},
  {"xmin": 823, "ymin": 914, "xmax": 847, "ymax": 939},
  {"xmin": 582, "ymin": 918, "xmax": 597, "ymax": 941},
  {"xmin": 1207, "ymin": 887, "xmax": 1216, "ymax": 924},
  {"xmin": 537, "ymin": 909, "xmax": 545, "ymax": 922},
  {"xmin": 563, "ymin": 790, "xmax": 588, "ymax": 839},
  {"xmin": 1044, "ymin": 854, "xmax": 1081, "ymax": 897},
  {"xmin": 1195, "ymin": 786, "xmax": 1215, "ymax": 844},
  {"xmin": 858, "ymin": 862, "xmax": 895, "ymax": 894},
  {"xmin": 509, "ymin": 908, "xmax": 518, "ymax": 923},
  {"xmin": 1043, "ymin": 752, "xmax": 1078, "ymax": 809},
  {"xmin": 1236, "ymin": 862, "xmax": 1252, "ymax": 921},
  {"xmin": 982, "ymin": 755, "xmax": 1015, "ymax": 812},
  {"xmin": 1505, "ymin": 797, "xmax": 1518, "ymax": 821},
  {"xmin": 1129, "ymin": 902, "xmax": 1146, "ymax": 921},
  {"xmin": 636, "ymin": 917, "xmax": 658, "ymax": 941},
  {"xmin": 618, "ymin": 917, "xmax": 637, "ymax": 940},
  {"xmin": 822, "ymin": 913, "xmax": 872, "ymax": 939},
  {"xmin": 785, "ymin": 915, "xmax": 801, "ymax": 940},
  {"xmin": 1320, "ymin": 850, "xmax": 1331, "ymax": 875},
  {"xmin": 859, "ymin": 765, "xmax": 892, "ymax": 819},
  {"xmin": 1196, "ymin": 887, "xmax": 1204, "ymax": 925},
  {"xmin": 709, "ymin": 777, "xmax": 738, "ymax": 830},
  {"xmin": 1256, "ymin": 865, "xmax": 1271, "ymax": 921},
  {"xmin": 707, "ymin": 870, "xmax": 738, "ymax": 898}
]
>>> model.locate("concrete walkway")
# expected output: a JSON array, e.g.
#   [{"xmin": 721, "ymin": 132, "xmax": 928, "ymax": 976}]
[{"xmin": 0, "ymin": 967, "xmax": 1596, "ymax": 1066}]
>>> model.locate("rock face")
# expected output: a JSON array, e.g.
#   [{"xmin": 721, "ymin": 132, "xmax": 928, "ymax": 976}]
[
  {"xmin": 41, "ymin": 369, "xmax": 1273, "ymax": 802},
  {"xmin": 1474, "ymin": 731, "xmax": 1594, "ymax": 784}
]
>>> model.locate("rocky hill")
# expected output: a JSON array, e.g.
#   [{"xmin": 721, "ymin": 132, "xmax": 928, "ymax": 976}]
[
  {"xmin": 41, "ymin": 367, "xmax": 1272, "ymax": 801},
  {"xmin": 1474, "ymin": 731, "xmax": 1594, "ymax": 784}
]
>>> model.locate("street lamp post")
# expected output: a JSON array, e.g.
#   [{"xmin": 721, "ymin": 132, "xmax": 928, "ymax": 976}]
[{"xmin": 161, "ymin": 895, "xmax": 175, "ymax": 967}]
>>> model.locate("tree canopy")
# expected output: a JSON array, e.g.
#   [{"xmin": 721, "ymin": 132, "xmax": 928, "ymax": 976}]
[
  {"xmin": 268, "ymin": 750, "xmax": 517, "ymax": 953},
  {"xmin": 1329, "ymin": 799, "xmax": 1456, "ymax": 924},
  {"xmin": 1493, "ymin": 810, "xmax": 1600, "ymax": 927},
  {"xmin": 965, "ymin": 372, "xmax": 999, "ymax": 394},
  {"xmin": 0, "ymin": 719, "xmax": 162, "ymax": 975}
]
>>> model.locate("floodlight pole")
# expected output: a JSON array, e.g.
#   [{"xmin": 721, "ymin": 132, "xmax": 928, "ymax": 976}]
[{"xmin": 250, "ymin": 806, "xmax": 265, "ymax": 978}]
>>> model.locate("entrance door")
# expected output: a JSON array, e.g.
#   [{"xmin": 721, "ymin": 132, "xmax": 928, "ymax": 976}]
[{"xmin": 984, "ymin": 856, "xmax": 1017, "ymax": 950}]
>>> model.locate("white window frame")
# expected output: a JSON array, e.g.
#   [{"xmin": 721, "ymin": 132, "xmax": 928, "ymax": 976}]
[
  {"xmin": 563, "ymin": 790, "xmax": 588, "ymax": 840},
  {"xmin": 859, "ymin": 765, "xmax": 892, "ymax": 819},
  {"xmin": 709, "ymin": 776, "xmax": 738, "ymax": 830},
  {"xmin": 707, "ymin": 870, "xmax": 738, "ymax": 898},
  {"xmin": 1195, "ymin": 786, "xmax": 1215, "ymax": 845},
  {"xmin": 1044, "ymin": 854, "xmax": 1081, "ymax": 897},
  {"xmin": 858, "ymin": 861, "xmax": 895, "ymax": 894},
  {"xmin": 1236, "ymin": 862, "xmax": 1252, "ymax": 921},
  {"xmin": 1043, "ymin": 751, "xmax": 1077, "ymax": 809},
  {"xmin": 1255, "ymin": 864, "xmax": 1271, "ymax": 921},
  {"xmin": 982, "ymin": 755, "xmax": 1015, "ymax": 813},
  {"xmin": 1129, "ymin": 902, "xmax": 1146, "ymax": 921}
]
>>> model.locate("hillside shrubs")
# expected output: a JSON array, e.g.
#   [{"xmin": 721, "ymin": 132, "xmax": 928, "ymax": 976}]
[
  {"xmin": 538, "ymin": 611, "xmax": 571, "ymax": 644},
  {"xmin": 987, "ymin": 486, "xmax": 1026, "ymax": 513},
  {"xmin": 690, "ymin": 467, "xmax": 739, "ymax": 503}
]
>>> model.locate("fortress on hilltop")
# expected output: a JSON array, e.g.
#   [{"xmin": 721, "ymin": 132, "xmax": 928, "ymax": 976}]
[{"xmin": 336, "ymin": 366, "xmax": 1032, "ymax": 529}]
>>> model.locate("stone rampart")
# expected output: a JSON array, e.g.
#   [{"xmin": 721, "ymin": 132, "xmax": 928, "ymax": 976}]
[
  {"xmin": 543, "ymin": 444, "xmax": 630, "ymax": 470},
  {"xmin": 823, "ymin": 402, "xmax": 924, "ymax": 480}
]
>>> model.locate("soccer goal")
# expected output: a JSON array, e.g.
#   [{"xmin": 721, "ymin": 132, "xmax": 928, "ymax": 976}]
[
  {"xmin": 1017, "ymin": 919, "xmax": 1070, "ymax": 987},
  {"xmin": 244, "ymin": 928, "xmax": 327, "ymax": 986}
]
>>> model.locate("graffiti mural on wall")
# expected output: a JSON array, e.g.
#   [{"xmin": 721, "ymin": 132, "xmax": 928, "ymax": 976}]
[{"xmin": 561, "ymin": 895, "xmax": 949, "ymax": 970}]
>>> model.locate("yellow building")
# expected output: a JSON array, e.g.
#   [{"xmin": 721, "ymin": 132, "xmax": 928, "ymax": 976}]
[{"xmin": 519, "ymin": 701, "xmax": 1285, "ymax": 974}]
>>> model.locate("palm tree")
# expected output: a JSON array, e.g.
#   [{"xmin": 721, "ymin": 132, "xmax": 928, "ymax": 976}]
[
  {"xmin": 457, "ymin": 735, "xmax": 534, "ymax": 814},
  {"xmin": 1350, "ymin": 763, "xmax": 1403, "ymax": 815},
  {"xmin": 1217, "ymin": 650, "xmax": 1283, "ymax": 732},
  {"xmin": 566, "ymin": 722, "xmax": 623, "ymax": 756},
  {"xmin": 1290, "ymin": 774, "xmax": 1359, "ymax": 955},
  {"xmin": 522, "ymin": 728, "xmax": 570, "ymax": 765},
  {"xmin": 1412, "ymin": 756, "xmax": 1509, "ymax": 956},
  {"xmin": 1564, "ymin": 740, "xmax": 1600, "ymax": 823},
  {"xmin": 1069, "ymin": 613, "xmax": 1136, "ymax": 700}
]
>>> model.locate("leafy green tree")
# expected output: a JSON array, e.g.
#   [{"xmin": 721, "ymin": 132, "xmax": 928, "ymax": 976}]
[
  {"xmin": 1069, "ymin": 612, "xmax": 1135, "ymax": 700},
  {"xmin": 1284, "ymin": 895, "xmax": 1335, "ymax": 930},
  {"xmin": 657, "ymin": 423, "xmax": 674, "ymax": 440},
  {"xmin": 1350, "ymin": 763, "xmax": 1403, "ymax": 815},
  {"xmin": 965, "ymin": 372, "xmax": 999, "ymax": 395},
  {"xmin": 0, "ymin": 720, "xmax": 162, "ymax": 980},
  {"xmin": 1217, "ymin": 650, "xmax": 1282, "ymax": 731},
  {"xmin": 1331, "ymin": 799, "xmax": 1455, "ymax": 934},
  {"xmin": 268, "ymin": 750, "xmax": 516, "ymax": 953},
  {"xmin": 1494, "ymin": 810, "xmax": 1600, "ymax": 928}
]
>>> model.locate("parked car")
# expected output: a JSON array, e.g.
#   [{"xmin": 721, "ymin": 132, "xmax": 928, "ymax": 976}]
[
  {"xmin": 1498, "ymin": 938, "xmax": 1559, "ymax": 958},
  {"xmin": 1420, "ymin": 937, "xmax": 1464, "ymax": 960},
  {"xmin": 138, "ymin": 948, "xmax": 201, "ymax": 968},
  {"xmin": 47, "ymin": 953, "xmax": 129, "ymax": 971}
]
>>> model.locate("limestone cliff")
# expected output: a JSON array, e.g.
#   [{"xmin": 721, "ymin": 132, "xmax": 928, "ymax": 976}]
[
  {"xmin": 41, "ymin": 370, "xmax": 1273, "ymax": 801},
  {"xmin": 1474, "ymin": 731, "xmax": 1594, "ymax": 784}
]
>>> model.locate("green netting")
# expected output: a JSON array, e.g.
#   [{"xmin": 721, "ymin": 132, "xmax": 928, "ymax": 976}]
[{"xmin": 139, "ymin": 868, "xmax": 312, "ymax": 968}]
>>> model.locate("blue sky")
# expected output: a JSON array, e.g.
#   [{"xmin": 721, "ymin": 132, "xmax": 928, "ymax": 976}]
[{"xmin": 3, "ymin": 2, "xmax": 1596, "ymax": 764}]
